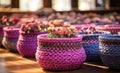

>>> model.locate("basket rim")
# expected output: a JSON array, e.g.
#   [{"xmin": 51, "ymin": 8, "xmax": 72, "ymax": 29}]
[
  {"xmin": 96, "ymin": 24, "xmax": 120, "ymax": 30},
  {"xmin": 3, "ymin": 26, "xmax": 20, "ymax": 31},
  {"xmin": 37, "ymin": 34, "xmax": 82, "ymax": 42},
  {"xmin": 99, "ymin": 34, "xmax": 120, "ymax": 40}
]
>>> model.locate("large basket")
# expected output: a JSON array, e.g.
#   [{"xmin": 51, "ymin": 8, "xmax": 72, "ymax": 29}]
[
  {"xmin": 36, "ymin": 34, "xmax": 86, "ymax": 70},
  {"xmin": 17, "ymin": 31, "xmax": 46, "ymax": 58},
  {"xmin": 96, "ymin": 24, "xmax": 120, "ymax": 34},
  {"xmin": 99, "ymin": 35, "xmax": 120, "ymax": 69},
  {"xmin": 0, "ymin": 26, "xmax": 4, "ymax": 46},
  {"xmin": 2, "ymin": 26, "xmax": 19, "ymax": 52},
  {"xmin": 82, "ymin": 34, "xmax": 102, "ymax": 61}
]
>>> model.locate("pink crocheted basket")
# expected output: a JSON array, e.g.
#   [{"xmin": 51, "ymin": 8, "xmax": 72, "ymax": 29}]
[
  {"xmin": 0, "ymin": 26, "xmax": 4, "ymax": 46},
  {"xmin": 2, "ymin": 26, "xmax": 20, "ymax": 52},
  {"xmin": 3, "ymin": 26, "xmax": 20, "ymax": 38},
  {"xmin": 96, "ymin": 25, "xmax": 120, "ymax": 34},
  {"xmin": 36, "ymin": 34, "xmax": 86, "ymax": 70},
  {"xmin": 17, "ymin": 31, "xmax": 47, "ymax": 58}
]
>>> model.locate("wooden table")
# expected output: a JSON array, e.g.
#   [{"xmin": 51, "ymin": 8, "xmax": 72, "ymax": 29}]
[{"xmin": 0, "ymin": 48, "xmax": 120, "ymax": 73}]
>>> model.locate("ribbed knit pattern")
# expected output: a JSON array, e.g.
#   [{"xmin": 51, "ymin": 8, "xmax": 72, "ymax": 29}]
[
  {"xmin": 36, "ymin": 34, "xmax": 86, "ymax": 70},
  {"xmin": 17, "ymin": 32, "xmax": 46, "ymax": 58},
  {"xmin": 82, "ymin": 34, "xmax": 101, "ymax": 61},
  {"xmin": 2, "ymin": 26, "xmax": 19, "ymax": 52},
  {"xmin": 99, "ymin": 35, "xmax": 120, "ymax": 69}
]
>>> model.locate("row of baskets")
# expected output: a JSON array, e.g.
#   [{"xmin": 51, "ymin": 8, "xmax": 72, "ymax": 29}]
[{"xmin": 0, "ymin": 25, "xmax": 120, "ymax": 70}]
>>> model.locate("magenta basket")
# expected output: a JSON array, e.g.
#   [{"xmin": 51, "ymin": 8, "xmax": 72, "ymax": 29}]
[
  {"xmin": 36, "ymin": 34, "xmax": 86, "ymax": 70},
  {"xmin": 96, "ymin": 24, "xmax": 120, "ymax": 34},
  {"xmin": 17, "ymin": 31, "xmax": 46, "ymax": 58},
  {"xmin": 0, "ymin": 26, "xmax": 4, "ymax": 46},
  {"xmin": 2, "ymin": 26, "xmax": 20, "ymax": 52}
]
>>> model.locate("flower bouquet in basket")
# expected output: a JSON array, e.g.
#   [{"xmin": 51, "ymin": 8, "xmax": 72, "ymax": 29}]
[
  {"xmin": 36, "ymin": 19, "xmax": 86, "ymax": 70},
  {"xmin": 78, "ymin": 25, "xmax": 102, "ymax": 61},
  {"xmin": 0, "ymin": 15, "xmax": 20, "ymax": 46},
  {"xmin": 17, "ymin": 19, "xmax": 48, "ymax": 58}
]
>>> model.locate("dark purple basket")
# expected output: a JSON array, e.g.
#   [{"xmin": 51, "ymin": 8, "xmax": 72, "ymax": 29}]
[
  {"xmin": 99, "ymin": 35, "xmax": 120, "ymax": 69},
  {"xmin": 2, "ymin": 26, "xmax": 20, "ymax": 52},
  {"xmin": 36, "ymin": 34, "xmax": 86, "ymax": 70},
  {"xmin": 17, "ymin": 31, "xmax": 46, "ymax": 58},
  {"xmin": 82, "ymin": 34, "xmax": 102, "ymax": 61},
  {"xmin": 0, "ymin": 26, "xmax": 4, "ymax": 46}
]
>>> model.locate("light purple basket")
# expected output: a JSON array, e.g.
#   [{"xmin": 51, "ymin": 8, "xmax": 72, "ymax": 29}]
[
  {"xmin": 0, "ymin": 26, "xmax": 4, "ymax": 46},
  {"xmin": 17, "ymin": 31, "xmax": 46, "ymax": 58},
  {"xmin": 36, "ymin": 34, "xmax": 86, "ymax": 70},
  {"xmin": 2, "ymin": 26, "xmax": 20, "ymax": 52}
]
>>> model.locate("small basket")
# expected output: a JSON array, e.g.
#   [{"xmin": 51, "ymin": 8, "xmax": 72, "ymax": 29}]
[
  {"xmin": 82, "ymin": 34, "xmax": 102, "ymax": 61},
  {"xmin": 2, "ymin": 26, "xmax": 20, "ymax": 52},
  {"xmin": 36, "ymin": 34, "xmax": 86, "ymax": 70},
  {"xmin": 99, "ymin": 35, "xmax": 120, "ymax": 69},
  {"xmin": 17, "ymin": 31, "xmax": 46, "ymax": 58}
]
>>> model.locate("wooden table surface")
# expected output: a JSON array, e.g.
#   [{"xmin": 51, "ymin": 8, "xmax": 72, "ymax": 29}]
[{"xmin": 0, "ymin": 48, "xmax": 120, "ymax": 73}]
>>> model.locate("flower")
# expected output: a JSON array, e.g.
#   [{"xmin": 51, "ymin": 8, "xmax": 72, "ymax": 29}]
[
  {"xmin": 47, "ymin": 19, "xmax": 77, "ymax": 38},
  {"xmin": 78, "ymin": 25, "xmax": 100, "ymax": 34},
  {"xmin": 20, "ymin": 19, "xmax": 49, "ymax": 33},
  {"xmin": 0, "ymin": 15, "xmax": 20, "ymax": 26}
]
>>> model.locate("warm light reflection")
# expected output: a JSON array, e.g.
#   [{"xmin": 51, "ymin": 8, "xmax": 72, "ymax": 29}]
[
  {"xmin": 78, "ymin": 0, "xmax": 96, "ymax": 11},
  {"xmin": 79, "ymin": 2, "xmax": 90, "ymax": 10},
  {"xmin": 84, "ymin": 62, "xmax": 109, "ymax": 69},
  {"xmin": 19, "ymin": 0, "xmax": 43, "ymax": 11},
  {"xmin": 0, "ymin": 0, "xmax": 11, "ymax": 5},
  {"xmin": 52, "ymin": 0, "xmax": 71, "ymax": 11}
]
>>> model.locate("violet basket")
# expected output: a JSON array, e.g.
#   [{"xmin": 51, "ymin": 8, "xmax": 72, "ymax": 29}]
[
  {"xmin": 36, "ymin": 34, "xmax": 86, "ymax": 70},
  {"xmin": 99, "ymin": 35, "xmax": 120, "ymax": 69}
]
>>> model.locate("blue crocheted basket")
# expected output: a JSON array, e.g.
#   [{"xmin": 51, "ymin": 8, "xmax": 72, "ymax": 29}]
[
  {"xmin": 99, "ymin": 35, "xmax": 120, "ymax": 69},
  {"xmin": 82, "ymin": 34, "xmax": 102, "ymax": 61}
]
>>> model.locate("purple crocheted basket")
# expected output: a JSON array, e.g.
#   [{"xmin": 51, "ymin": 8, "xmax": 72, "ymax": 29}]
[
  {"xmin": 36, "ymin": 34, "xmax": 86, "ymax": 70},
  {"xmin": 2, "ymin": 26, "xmax": 20, "ymax": 52},
  {"xmin": 96, "ymin": 25, "xmax": 120, "ymax": 34},
  {"xmin": 0, "ymin": 26, "xmax": 4, "ymax": 46},
  {"xmin": 17, "ymin": 31, "xmax": 47, "ymax": 58}
]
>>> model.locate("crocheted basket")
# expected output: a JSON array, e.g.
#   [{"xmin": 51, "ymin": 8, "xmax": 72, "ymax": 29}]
[
  {"xmin": 99, "ymin": 35, "xmax": 120, "ymax": 69},
  {"xmin": 73, "ymin": 24, "xmax": 96, "ymax": 30},
  {"xmin": 2, "ymin": 26, "xmax": 20, "ymax": 52},
  {"xmin": 17, "ymin": 31, "xmax": 46, "ymax": 58},
  {"xmin": 96, "ymin": 25, "xmax": 120, "ymax": 34},
  {"xmin": 82, "ymin": 34, "xmax": 102, "ymax": 61},
  {"xmin": 0, "ymin": 26, "xmax": 4, "ymax": 46},
  {"xmin": 36, "ymin": 34, "xmax": 86, "ymax": 70}
]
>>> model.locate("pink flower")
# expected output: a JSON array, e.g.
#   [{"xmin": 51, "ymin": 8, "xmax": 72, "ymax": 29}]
[
  {"xmin": 34, "ymin": 28, "xmax": 38, "ymax": 34},
  {"xmin": 63, "ymin": 29, "xmax": 69, "ymax": 35},
  {"xmin": 63, "ymin": 22, "xmax": 71, "ymax": 27},
  {"xmin": 28, "ymin": 23, "xmax": 35, "ymax": 28}
]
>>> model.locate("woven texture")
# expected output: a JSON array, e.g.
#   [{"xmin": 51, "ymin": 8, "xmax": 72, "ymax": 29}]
[
  {"xmin": 2, "ymin": 26, "xmax": 19, "ymax": 52},
  {"xmin": 2, "ymin": 37, "xmax": 18, "ymax": 52},
  {"xmin": 3, "ymin": 26, "xmax": 20, "ymax": 38},
  {"xmin": 17, "ymin": 32, "xmax": 46, "ymax": 58},
  {"xmin": 36, "ymin": 34, "xmax": 86, "ymax": 70},
  {"xmin": 0, "ymin": 26, "xmax": 4, "ymax": 46},
  {"xmin": 96, "ymin": 25, "xmax": 120, "ymax": 34},
  {"xmin": 82, "ymin": 34, "xmax": 101, "ymax": 61},
  {"xmin": 99, "ymin": 35, "xmax": 120, "ymax": 69}
]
